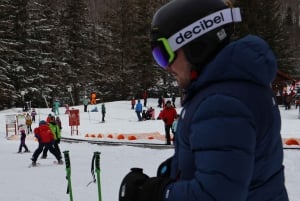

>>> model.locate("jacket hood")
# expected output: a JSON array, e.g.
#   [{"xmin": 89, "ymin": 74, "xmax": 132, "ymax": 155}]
[{"xmin": 189, "ymin": 35, "xmax": 277, "ymax": 92}]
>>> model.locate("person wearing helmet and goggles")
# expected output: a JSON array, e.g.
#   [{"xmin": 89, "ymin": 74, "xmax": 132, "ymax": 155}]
[{"xmin": 119, "ymin": 0, "xmax": 289, "ymax": 201}]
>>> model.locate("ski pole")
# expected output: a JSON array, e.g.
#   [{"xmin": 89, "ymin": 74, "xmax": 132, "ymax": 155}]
[
  {"xmin": 63, "ymin": 150, "xmax": 73, "ymax": 201},
  {"xmin": 94, "ymin": 151, "xmax": 102, "ymax": 201},
  {"xmin": 87, "ymin": 151, "xmax": 102, "ymax": 201}
]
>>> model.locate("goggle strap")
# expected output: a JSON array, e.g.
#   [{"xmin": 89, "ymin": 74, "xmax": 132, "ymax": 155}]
[{"xmin": 168, "ymin": 8, "xmax": 242, "ymax": 51}]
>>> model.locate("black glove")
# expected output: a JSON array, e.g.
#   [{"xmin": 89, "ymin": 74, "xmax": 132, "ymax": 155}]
[
  {"xmin": 137, "ymin": 157, "xmax": 173, "ymax": 201},
  {"xmin": 119, "ymin": 168, "xmax": 149, "ymax": 201},
  {"xmin": 56, "ymin": 139, "xmax": 60, "ymax": 144},
  {"xmin": 119, "ymin": 158, "xmax": 174, "ymax": 201},
  {"xmin": 138, "ymin": 177, "xmax": 172, "ymax": 201},
  {"xmin": 157, "ymin": 157, "xmax": 172, "ymax": 178}
]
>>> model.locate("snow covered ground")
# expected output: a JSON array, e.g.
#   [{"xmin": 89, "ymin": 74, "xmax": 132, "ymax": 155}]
[{"xmin": 0, "ymin": 98, "xmax": 299, "ymax": 201}]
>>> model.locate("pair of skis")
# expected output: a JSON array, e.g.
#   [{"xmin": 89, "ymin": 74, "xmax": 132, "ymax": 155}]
[{"xmin": 63, "ymin": 150, "xmax": 102, "ymax": 201}]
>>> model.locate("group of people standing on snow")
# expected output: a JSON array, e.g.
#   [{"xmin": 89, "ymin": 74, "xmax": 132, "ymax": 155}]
[
  {"xmin": 132, "ymin": 96, "xmax": 179, "ymax": 145},
  {"xmin": 18, "ymin": 111, "xmax": 63, "ymax": 167},
  {"xmin": 31, "ymin": 114, "xmax": 63, "ymax": 166},
  {"xmin": 83, "ymin": 96, "xmax": 106, "ymax": 122}
]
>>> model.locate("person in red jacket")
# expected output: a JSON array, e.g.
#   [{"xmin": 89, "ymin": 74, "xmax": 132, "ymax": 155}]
[
  {"xmin": 46, "ymin": 113, "xmax": 52, "ymax": 123},
  {"xmin": 131, "ymin": 97, "xmax": 136, "ymax": 110},
  {"xmin": 31, "ymin": 120, "xmax": 63, "ymax": 166},
  {"xmin": 158, "ymin": 100, "xmax": 177, "ymax": 145},
  {"xmin": 142, "ymin": 90, "xmax": 148, "ymax": 107}
]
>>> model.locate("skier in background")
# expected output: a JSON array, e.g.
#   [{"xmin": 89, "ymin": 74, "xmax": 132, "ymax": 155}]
[
  {"xmin": 142, "ymin": 90, "xmax": 148, "ymax": 107},
  {"xmin": 101, "ymin": 103, "xmax": 106, "ymax": 122},
  {"xmin": 131, "ymin": 97, "xmax": 136, "ymax": 110},
  {"xmin": 158, "ymin": 100, "xmax": 177, "ymax": 145},
  {"xmin": 18, "ymin": 129, "xmax": 30, "ymax": 153},
  {"xmin": 56, "ymin": 116, "xmax": 62, "ymax": 130},
  {"xmin": 135, "ymin": 100, "xmax": 143, "ymax": 121},
  {"xmin": 83, "ymin": 96, "xmax": 89, "ymax": 112},
  {"xmin": 25, "ymin": 113, "xmax": 32, "ymax": 134},
  {"xmin": 41, "ymin": 116, "xmax": 62, "ymax": 159},
  {"xmin": 31, "ymin": 109, "xmax": 37, "ymax": 123},
  {"xmin": 53, "ymin": 100, "xmax": 60, "ymax": 115},
  {"xmin": 90, "ymin": 92, "xmax": 97, "ymax": 104}
]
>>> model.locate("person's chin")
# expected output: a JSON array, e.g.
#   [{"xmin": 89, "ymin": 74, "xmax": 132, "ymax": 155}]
[
  {"xmin": 178, "ymin": 79, "xmax": 190, "ymax": 89},
  {"xmin": 171, "ymin": 72, "xmax": 179, "ymax": 80}
]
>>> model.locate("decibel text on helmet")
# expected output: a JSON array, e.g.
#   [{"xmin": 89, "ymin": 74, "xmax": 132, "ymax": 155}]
[{"xmin": 168, "ymin": 8, "xmax": 241, "ymax": 51}]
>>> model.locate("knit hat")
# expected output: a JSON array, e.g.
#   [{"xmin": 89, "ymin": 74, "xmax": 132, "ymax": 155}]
[{"xmin": 39, "ymin": 120, "xmax": 47, "ymax": 126}]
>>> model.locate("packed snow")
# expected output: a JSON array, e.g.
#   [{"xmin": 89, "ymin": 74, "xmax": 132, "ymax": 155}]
[{"xmin": 0, "ymin": 98, "xmax": 299, "ymax": 201}]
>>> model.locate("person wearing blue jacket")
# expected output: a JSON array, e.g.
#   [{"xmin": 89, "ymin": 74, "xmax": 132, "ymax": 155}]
[
  {"xmin": 135, "ymin": 99, "xmax": 143, "ymax": 121},
  {"xmin": 118, "ymin": 0, "xmax": 289, "ymax": 201}
]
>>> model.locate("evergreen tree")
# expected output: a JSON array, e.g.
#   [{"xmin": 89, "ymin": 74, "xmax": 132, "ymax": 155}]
[
  {"xmin": 234, "ymin": 0, "xmax": 293, "ymax": 73},
  {"xmin": 59, "ymin": 0, "xmax": 101, "ymax": 104},
  {"xmin": 25, "ymin": 0, "xmax": 63, "ymax": 107},
  {"xmin": 97, "ymin": 0, "xmax": 175, "ymax": 100},
  {"xmin": 0, "ymin": 0, "xmax": 30, "ymax": 108},
  {"xmin": 2, "ymin": 0, "xmax": 299, "ymax": 109}
]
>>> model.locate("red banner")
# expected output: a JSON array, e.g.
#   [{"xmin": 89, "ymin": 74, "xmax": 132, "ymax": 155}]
[{"xmin": 69, "ymin": 109, "xmax": 80, "ymax": 126}]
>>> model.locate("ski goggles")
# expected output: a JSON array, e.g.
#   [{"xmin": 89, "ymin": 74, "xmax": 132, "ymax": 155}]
[{"xmin": 151, "ymin": 38, "xmax": 176, "ymax": 69}]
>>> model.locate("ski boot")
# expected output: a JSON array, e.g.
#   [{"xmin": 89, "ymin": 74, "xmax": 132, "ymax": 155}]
[
  {"xmin": 31, "ymin": 161, "xmax": 37, "ymax": 167},
  {"xmin": 57, "ymin": 159, "xmax": 64, "ymax": 165}
]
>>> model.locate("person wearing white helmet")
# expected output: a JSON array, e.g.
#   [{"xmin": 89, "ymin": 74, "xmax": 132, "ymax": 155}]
[{"xmin": 119, "ymin": 0, "xmax": 289, "ymax": 201}]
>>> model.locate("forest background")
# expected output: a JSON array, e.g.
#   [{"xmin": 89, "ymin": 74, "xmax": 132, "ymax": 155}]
[{"xmin": 0, "ymin": 0, "xmax": 300, "ymax": 109}]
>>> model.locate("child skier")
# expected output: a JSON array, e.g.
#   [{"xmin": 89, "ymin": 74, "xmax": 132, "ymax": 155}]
[{"xmin": 18, "ymin": 129, "xmax": 30, "ymax": 153}]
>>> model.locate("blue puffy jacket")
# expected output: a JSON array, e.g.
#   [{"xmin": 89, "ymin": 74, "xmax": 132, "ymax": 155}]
[
  {"xmin": 135, "ymin": 101, "xmax": 143, "ymax": 112},
  {"xmin": 164, "ymin": 35, "xmax": 289, "ymax": 201}
]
